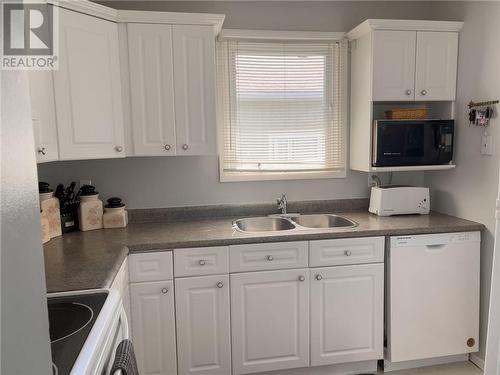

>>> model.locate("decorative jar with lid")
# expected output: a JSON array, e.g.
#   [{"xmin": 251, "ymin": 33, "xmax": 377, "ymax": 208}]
[
  {"xmin": 39, "ymin": 182, "xmax": 62, "ymax": 239},
  {"xmin": 78, "ymin": 185, "xmax": 103, "ymax": 231},
  {"xmin": 103, "ymin": 197, "xmax": 128, "ymax": 229}
]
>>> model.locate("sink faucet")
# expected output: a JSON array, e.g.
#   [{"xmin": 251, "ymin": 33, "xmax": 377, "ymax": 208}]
[{"xmin": 276, "ymin": 193, "xmax": 287, "ymax": 215}]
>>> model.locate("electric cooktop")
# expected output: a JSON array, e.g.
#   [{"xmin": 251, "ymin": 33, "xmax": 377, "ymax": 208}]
[{"xmin": 48, "ymin": 292, "xmax": 108, "ymax": 375}]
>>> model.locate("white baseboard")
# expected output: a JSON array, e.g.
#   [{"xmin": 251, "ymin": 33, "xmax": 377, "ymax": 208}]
[
  {"xmin": 469, "ymin": 353, "xmax": 485, "ymax": 370},
  {"xmin": 384, "ymin": 354, "xmax": 469, "ymax": 372},
  {"xmin": 252, "ymin": 360, "xmax": 378, "ymax": 375}
]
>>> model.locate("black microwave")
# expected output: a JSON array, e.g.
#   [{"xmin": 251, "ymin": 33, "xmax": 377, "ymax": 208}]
[{"xmin": 372, "ymin": 120, "xmax": 454, "ymax": 167}]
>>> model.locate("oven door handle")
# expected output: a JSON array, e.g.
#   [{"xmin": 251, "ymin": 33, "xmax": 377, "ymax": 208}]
[{"xmin": 120, "ymin": 306, "xmax": 129, "ymax": 340}]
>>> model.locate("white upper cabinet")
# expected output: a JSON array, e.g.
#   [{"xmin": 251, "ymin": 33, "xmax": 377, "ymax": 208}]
[
  {"xmin": 172, "ymin": 25, "xmax": 217, "ymax": 155},
  {"xmin": 28, "ymin": 72, "xmax": 59, "ymax": 163},
  {"xmin": 372, "ymin": 31, "xmax": 416, "ymax": 101},
  {"xmin": 53, "ymin": 8, "xmax": 125, "ymax": 160},
  {"xmin": 230, "ymin": 269, "xmax": 310, "ymax": 374},
  {"xmin": 124, "ymin": 23, "xmax": 218, "ymax": 156},
  {"xmin": 415, "ymin": 32, "xmax": 459, "ymax": 101},
  {"xmin": 310, "ymin": 264, "xmax": 384, "ymax": 366},
  {"xmin": 127, "ymin": 24, "xmax": 177, "ymax": 156}
]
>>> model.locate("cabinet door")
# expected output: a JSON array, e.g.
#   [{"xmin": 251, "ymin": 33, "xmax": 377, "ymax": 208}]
[
  {"xmin": 175, "ymin": 275, "xmax": 231, "ymax": 375},
  {"xmin": 231, "ymin": 269, "xmax": 309, "ymax": 374},
  {"xmin": 130, "ymin": 281, "xmax": 177, "ymax": 375},
  {"xmin": 415, "ymin": 31, "xmax": 458, "ymax": 101},
  {"xmin": 127, "ymin": 24, "xmax": 177, "ymax": 156},
  {"xmin": 28, "ymin": 72, "xmax": 59, "ymax": 163},
  {"xmin": 372, "ymin": 31, "xmax": 416, "ymax": 101},
  {"xmin": 310, "ymin": 264, "xmax": 384, "ymax": 366},
  {"xmin": 53, "ymin": 8, "xmax": 125, "ymax": 160},
  {"xmin": 173, "ymin": 25, "xmax": 216, "ymax": 155}
]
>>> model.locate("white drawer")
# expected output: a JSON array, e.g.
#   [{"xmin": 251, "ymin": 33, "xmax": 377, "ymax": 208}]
[
  {"xmin": 309, "ymin": 237, "xmax": 385, "ymax": 267},
  {"xmin": 229, "ymin": 241, "xmax": 308, "ymax": 272},
  {"xmin": 174, "ymin": 246, "xmax": 229, "ymax": 277},
  {"xmin": 129, "ymin": 251, "xmax": 173, "ymax": 282}
]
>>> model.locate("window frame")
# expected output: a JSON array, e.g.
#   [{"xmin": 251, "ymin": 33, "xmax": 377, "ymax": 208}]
[{"xmin": 216, "ymin": 30, "xmax": 348, "ymax": 182}]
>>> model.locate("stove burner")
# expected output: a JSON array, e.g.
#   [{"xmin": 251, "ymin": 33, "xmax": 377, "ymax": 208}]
[{"xmin": 49, "ymin": 302, "xmax": 93, "ymax": 343}]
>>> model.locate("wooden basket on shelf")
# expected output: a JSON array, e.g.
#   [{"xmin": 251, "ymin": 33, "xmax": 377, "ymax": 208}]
[{"xmin": 385, "ymin": 107, "xmax": 428, "ymax": 120}]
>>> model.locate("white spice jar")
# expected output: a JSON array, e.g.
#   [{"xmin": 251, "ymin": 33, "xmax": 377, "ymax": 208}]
[
  {"xmin": 103, "ymin": 197, "xmax": 128, "ymax": 229},
  {"xmin": 78, "ymin": 185, "xmax": 103, "ymax": 231}
]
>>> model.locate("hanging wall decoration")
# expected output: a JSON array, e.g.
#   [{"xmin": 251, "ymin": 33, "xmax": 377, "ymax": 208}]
[{"xmin": 468, "ymin": 100, "xmax": 498, "ymax": 127}]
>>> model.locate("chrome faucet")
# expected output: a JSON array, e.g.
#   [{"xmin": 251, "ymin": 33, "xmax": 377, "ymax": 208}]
[{"xmin": 276, "ymin": 193, "xmax": 287, "ymax": 215}]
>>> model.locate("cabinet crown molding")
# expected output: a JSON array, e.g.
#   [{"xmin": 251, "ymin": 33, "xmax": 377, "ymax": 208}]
[
  {"xmin": 346, "ymin": 19, "xmax": 464, "ymax": 40},
  {"xmin": 48, "ymin": 0, "xmax": 225, "ymax": 34}
]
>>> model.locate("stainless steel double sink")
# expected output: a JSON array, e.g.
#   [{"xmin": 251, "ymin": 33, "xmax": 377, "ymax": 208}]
[{"xmin": 233, "ymin": 214, "xmax": 357, "ymax": 233}]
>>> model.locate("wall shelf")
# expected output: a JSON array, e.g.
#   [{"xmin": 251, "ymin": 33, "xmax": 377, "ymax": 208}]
[{"xmin": 371, "ymin": 165, "xmax": 456, "ymax": 172}]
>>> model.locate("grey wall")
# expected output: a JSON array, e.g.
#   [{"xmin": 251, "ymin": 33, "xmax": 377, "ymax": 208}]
[
  {"xmin": 99, "ymin": 1, "xmax": 441, "ymax": 31},
  {"xmin": 425, "ymin": 1, "xmax": 500, "ymax": 363},
  {"xmin": 38, "ymin": 0, "xmax": 435, "ymax": 208}
]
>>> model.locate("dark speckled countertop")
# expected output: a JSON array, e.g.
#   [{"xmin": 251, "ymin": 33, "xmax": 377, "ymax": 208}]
[{"xmin": 43, "ymin": 210, "xmax": 484, "ymax": 293}]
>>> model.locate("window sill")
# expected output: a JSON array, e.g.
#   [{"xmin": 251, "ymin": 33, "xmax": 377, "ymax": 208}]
[{"xmin": 219, "ymin": 169, "xmax": 347, "ymax": 182}]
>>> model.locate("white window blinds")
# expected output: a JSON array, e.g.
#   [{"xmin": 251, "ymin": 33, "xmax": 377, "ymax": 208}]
[{"xmin": 218, "ymin": 38, "xmax": 346, "ymax": 181}]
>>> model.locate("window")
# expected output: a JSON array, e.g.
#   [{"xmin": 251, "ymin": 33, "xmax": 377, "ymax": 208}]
[{"xmin": 217, "ymin": 34, "xmax": 347, "ymax": 182}]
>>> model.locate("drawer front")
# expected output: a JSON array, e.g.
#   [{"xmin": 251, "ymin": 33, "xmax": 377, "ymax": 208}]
[
  {"xmin": 129, "ymin": 251, "xmax": 173, "ymax": 282},
  {"xmin": 309, "ymin": 237, "xmax": 385, "ymax": 267},
  {"xmin": 174, "ymin": 246, "xmax": 229, "ymax": 277},
  {"xmin": 229, "ymin": 241, "xmax": 308, "ymax": 272}
]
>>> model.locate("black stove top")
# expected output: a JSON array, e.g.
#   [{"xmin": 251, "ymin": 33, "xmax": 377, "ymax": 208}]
[{"xmin": 48, "ymin": 292, "xmax": 108, "ymax": 375}]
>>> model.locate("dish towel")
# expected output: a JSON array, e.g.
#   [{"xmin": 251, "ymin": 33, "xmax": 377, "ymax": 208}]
[{"xmin": 111, "ymin": 339, "xmax": 139, "ymax": 375}]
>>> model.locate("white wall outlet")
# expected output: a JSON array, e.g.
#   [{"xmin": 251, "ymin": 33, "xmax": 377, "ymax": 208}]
[
  {"xmin": 481, "ymin": 134, "xmax": 493, "ymax": 155},
  {"xmin": 368, "ymin": 173, "xmax": 382, "ymax": 187}
]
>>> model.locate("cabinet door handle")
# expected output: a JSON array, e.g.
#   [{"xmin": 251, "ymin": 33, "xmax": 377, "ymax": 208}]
[
  {"xmin": 115, "ymin": 146, "xmax": 123, "ymax": 152},
  {"xmin": 298, "ymin": 275, "xmax": 305, "ymax": 282},
  {"xmin": 266, "ymin": 255, "xmax": 274, "ymax": 261},
  {"xmin": 161, "ymin": 288, "xmax": 168, "ymax": 294},
  {"xmin": 164, "ymin": 144, "xmax": 171, "ymax": 151},
  {"xmin": 199, "ymin": 259, "xmax": 206, "ymax": 266},
  {"xmin": 38, "ymin": 147, "xmax": 46, "ymax": 155},
  {"xmin": 315, "ymin": 274, "xmax": 323, "ymax": 281},
  {"xmin": 345, "ymin": 250, "xmax": 352, "ymax": 256},
  {"xmin": 421, "ymin": 89, "xmax": 427, "ymax": 96},
  {"xmin": 406, "ymin": 89, "xmax": 412, "ymax": 96},
  {"xmin": 182, "ymin": 144, "xmax": 189, "ymax": 150},
  {"xmin": 217, "ymin": 282, "xmax": 224, "ymax": 288}
]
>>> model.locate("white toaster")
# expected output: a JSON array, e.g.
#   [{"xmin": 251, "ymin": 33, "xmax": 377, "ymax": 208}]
[{"xmin": 369, "ymin": 186, "xmax": 430, "ymax": 216}]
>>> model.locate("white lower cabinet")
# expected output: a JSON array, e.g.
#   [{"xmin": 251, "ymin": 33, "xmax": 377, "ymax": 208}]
[
  {"xmin": 310, "ymin": 264, "xmax": 384, "ymax": 366},
  {"xmin": 230, "ymin": 269, "xmax": 310, "ymax": 375},
  {"xmin": 129, "ymin": 239, "xmax": 386, "ymax": 375},
  {"xmin": 130, "ymin": 281, "xmax": 177, "ymax": 375},
  {"xmin": 175, "ymin": 275, "xmax": 231, "ymax": 375}
]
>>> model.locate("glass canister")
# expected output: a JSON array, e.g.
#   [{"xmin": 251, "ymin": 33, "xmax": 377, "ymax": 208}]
[
  {"xmin": 103, "ymin": 197, "xmax": 128, "ymax": 229},
  {"xmin": 78, "ymin": 185, "xmax": 103, "ymax": 231}
]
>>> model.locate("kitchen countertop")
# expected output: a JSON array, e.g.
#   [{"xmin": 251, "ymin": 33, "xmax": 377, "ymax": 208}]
[{"xmin": 44, "ymin": 211, "xmax": 485, "ymax": 293}]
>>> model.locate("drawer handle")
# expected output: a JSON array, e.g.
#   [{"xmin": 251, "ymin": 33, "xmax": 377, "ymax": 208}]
[
  {"xmin": 38, "ymin": 147, "xmax": 46, "ymax": 155},
  {"xmin": 315, "ymin": 274, "xmax": 323, "ymax": 281},
  {"xmin": 161, "ymin": 288, "xmax": 168, "ymax": 294},
  {"xmin": 217, "ymin": 281, "xmax": 224, "ymax": 288},
  {"xmin": 266, "ymin": 255, "xmax": 274, "ymax": 261},
  {"xmin": 298, "ymin": 275, "xmax": 305, "ymax": 282},
  {"xmin": 199, "ymin": 259, "xmax": 206, "ymax": 266},
  {"xmin": 345, "ymin": 250, "xmax": 352, "ymax": 256}
]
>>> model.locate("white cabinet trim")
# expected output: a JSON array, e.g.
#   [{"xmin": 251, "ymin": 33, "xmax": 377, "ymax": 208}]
[
  {"xmin": 48, "ymin": 1, "xmax": 225, "ymax": 34},
  {"xmin": 347, "ymin": 19, "xmax": 463, "ymax": 40}
]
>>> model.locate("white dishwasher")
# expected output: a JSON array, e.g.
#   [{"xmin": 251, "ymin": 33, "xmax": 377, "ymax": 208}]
[{"xmin": 386, "ymin": 231, "xmax": 480, "ymax": 365}]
